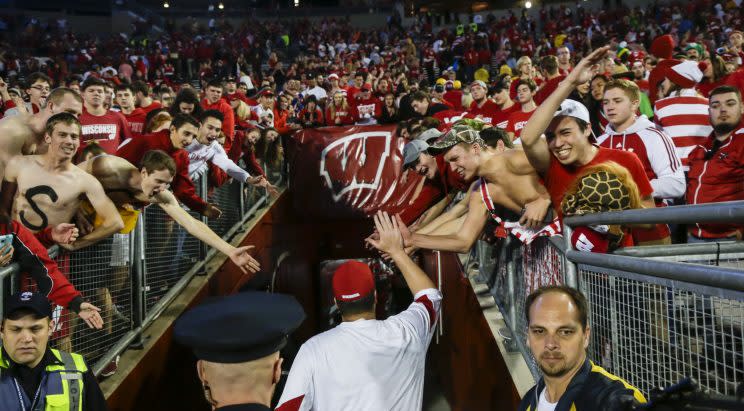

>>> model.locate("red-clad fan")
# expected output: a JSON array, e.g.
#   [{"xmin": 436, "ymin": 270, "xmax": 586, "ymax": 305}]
[
  {"xmin": 117, "ymin": 113, "xmax": 222, "ymax": 219},
  {"xmin": 131, "ymin": 80, "xmax": 163, "ymax": 115},
  {"xmin": 443, "ymin": 81, "xmax": 463, "ymax": 109},
  {"xmin": 79, "ymin": 77, "xmax": 131, "ymax": 154},
  {"xmin": 430, "ymin": 83, "xmax": 454, "ymax": 109},
  {"xmin": 534, "ymin": 55, "xmax": 566, "ymax": 105},
  {"xmin": 350, "ymin": 84, "xmax": 382, "ymax": 124},
  {"xmin": 686, "ymin": 85, "xmax": 744, "ymax": 241},
  {"xmin": 201, "ymin": 78, "xmax": 236, "ymax": 151},
  {"xmin": 325, "ymin": 90, "xmax": 354, "ymax": 126},
  {"xmin": 466, "ymin": 80, "xmax": 502, "ymax": 125},
  {"xmin": 489, "ymin": 75, "xmax": 520, "ymax": 129},
  {"xmin": 556, "ymin": 45, "xmax": 573, "ymax": 75},
  {"xmin": 506, "ymin": 79, "xmax": 538, "ymax": 141},
  {"xmin": 653, "ymin": 60, "xmax": 713, "ymax": 171},
  {"xmin": 115, "ymin": 83, "xmax": 147, "ymax": 138}
]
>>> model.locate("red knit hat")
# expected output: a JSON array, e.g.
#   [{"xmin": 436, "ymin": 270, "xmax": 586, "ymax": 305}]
[
  {"xmin": 332, "ymin": 261, "xmax": 375, "ymax": 302},
  {"xmin": 650, "ymin": 35, "xmax": 675, "ymax": 60},
  {"xmin": 648, "ymin": 59, "xmax": 679, "ymax": 102},
  {"xmin": 666, "ymin": 60, "xmax": 707, "ymax": 89}
]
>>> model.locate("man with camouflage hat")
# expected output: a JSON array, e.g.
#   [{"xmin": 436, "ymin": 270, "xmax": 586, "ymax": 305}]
[{"xmin": 396, "ymin": 125, "xmax": 553, "ymax": 253}]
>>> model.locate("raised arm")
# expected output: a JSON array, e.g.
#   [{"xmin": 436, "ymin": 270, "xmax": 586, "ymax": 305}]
[
  {"xmin": 366, "ymin": 211, "xmax": 435, "ymax": 295},
  {"xmin": 520, "ymin": 46, "xmax": 611, "ymax": 173},
  {"xmin": 67, "ymin": 175, "xmax": 125, "ymax": 250},
  {"xmin": 416, "ymin": 186, "xmax": 473, "ymax": 235},
  {"xmin": 156, "ymin": 190, "xmax": 260, "ymax": 274}
]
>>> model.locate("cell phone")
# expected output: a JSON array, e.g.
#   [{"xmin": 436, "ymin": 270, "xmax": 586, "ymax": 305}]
[{"xmin": 0, "ymin": 234, "xmax": 12, "ymax": 251}]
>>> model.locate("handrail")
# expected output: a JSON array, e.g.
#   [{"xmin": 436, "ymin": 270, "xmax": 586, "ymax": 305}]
[
  {"xmin": 566, "ymin": 250, "xmax": 744, "ymax": 292},
  {"xmin": 563, "ymin": 201, "xmax": 744, "ymax": 227},
  {"xmin": 613, "ymin": 241, "xmax": 744, "ymax": 258}
]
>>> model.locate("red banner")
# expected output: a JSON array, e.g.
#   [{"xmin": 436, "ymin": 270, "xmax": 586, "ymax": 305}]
[{"xmin": 288, "ymin": 125, "xmax": 426, "ymax": 220}]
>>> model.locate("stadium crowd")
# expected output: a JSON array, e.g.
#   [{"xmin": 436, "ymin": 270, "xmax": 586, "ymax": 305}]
[{"xmin": 0, "ymin": 0, "xmax": 742, "ymax": 409}]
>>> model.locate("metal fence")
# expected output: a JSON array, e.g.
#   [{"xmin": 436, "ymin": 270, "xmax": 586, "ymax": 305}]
[
  {"xmin": 0, "ymin": 163, "xmax": 280, "ymax": 376},
  {"xmin": 476, "ymin": 201, "xmax": 744, "ymax": 398}
]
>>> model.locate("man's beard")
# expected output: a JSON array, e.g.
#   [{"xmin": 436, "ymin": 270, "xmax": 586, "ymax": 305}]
[
  {"xmin": 713, "ymin": 119, "xmax": 740, "ymax": 135},
  {"xmin": 538, "ymin": 355, "xmax": 573, "ymax": 378}
]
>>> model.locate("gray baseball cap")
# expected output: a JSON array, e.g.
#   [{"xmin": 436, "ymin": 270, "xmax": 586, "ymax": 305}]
[
  {"xmin": 415, "ymin": 128, "xmax": 443, "ymax": 142},
  {"xmin": 403, "ymin": 139, "xmax": 429, "ymax": 169}
]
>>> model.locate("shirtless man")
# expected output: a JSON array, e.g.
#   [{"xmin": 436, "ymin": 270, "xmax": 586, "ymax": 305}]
[
  {"xmin": 0, "ymin": 87, "xmax": 83, "ymax": 184},
  {"xmin": 397, "ymin": 125, "xmax": 552, "ymax": 253},
  {"xmin": 77, "ymin": 150, "xmax": 261, "ymax": 275},
  {"xmin": 1, "ymin": 112, "xmax": 124, "ymax": 250}
]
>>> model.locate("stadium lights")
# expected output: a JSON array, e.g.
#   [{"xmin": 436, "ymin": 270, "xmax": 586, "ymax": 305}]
[
  {"xmin": 525, "ymin": 1, "xmax": 532, "ymax": 8},
  {"xmin": 294, "ymin": 0, "xmax": 300, "ymax": 7},
  {"xmin": 163, "ymin": 1, "xmax": 169, "ymax": 8},
  {"xmin": 218, "ymin": 2, "xmax": 224, "ymax": 9}
]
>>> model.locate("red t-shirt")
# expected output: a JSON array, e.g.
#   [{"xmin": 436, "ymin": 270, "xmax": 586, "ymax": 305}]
[
  {"xmin": 506, "ymin": 108, "xmax": 536, "ymax": 139},
  {"xmin": 140, "ymin": 100, "xmax": 162, "ymax": 115},
  {"xmin": 79, "ymin": 108, "xmax": 132, "ymax": 154},
  {"xmin": 466, "ymin": 99, "xmax": 504, "ymax": 125},
  {"xmin": 122, "ymin": 108, "xmax": 147, "ymax": 138},
  {"xmin": 544, "ymin": 146, "xmax": 653, "ymax": 218},
  {"xmin": 534, "ymin": 75, "xmax": 566, "ymax": 105}
]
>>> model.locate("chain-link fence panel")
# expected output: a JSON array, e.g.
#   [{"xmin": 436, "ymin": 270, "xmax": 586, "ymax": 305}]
[
  {"xmin": 580, "ymin": 268, "xmax": 744, "ymax": 397},
  {"xmin": 207, "ymin": 178, "xmax": 243, "ymax": 237}
]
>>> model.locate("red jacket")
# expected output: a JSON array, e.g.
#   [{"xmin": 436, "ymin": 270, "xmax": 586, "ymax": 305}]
[
  {"xmin": 686, "ymin": 130, "xmax": 744, "ymax": 238},
  {"xmin": 2, "ymin": 221, "xmax": 83, "ymax": 312},
  {"xmin": 201, "ymin": 98, "xmax": 236, "ymax": 151},
  {"xmin": 116, "ymin": 130, "xmax": 208, "ymax": 214},
  {"xmin": 325, "ymin": 105, "xmax": 354, "ymax": 126},
  {"xmin": 350, "ymin": 97, "xmax": 382, "ymax": 122}
]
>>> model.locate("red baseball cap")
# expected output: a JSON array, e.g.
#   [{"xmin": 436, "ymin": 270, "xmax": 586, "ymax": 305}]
[{"xmin": 332, "ymin": 261, "xmax": 375, "ymax": 302}]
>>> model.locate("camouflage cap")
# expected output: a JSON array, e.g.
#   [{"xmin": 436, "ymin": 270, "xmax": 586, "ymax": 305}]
[{"xmin": 427, "ymin": 125, "xmax": 484, "ymax": 155}]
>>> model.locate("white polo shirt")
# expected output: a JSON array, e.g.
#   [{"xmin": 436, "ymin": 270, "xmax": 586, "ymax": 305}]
[{"xmin": 276, "ymin": 288, "xmax": 442, "ymax": 411}]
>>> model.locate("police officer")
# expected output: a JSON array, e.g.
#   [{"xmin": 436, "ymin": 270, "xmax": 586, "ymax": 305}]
[
  {"xmin": 0, "ymin": 292, "xmax": 109, "ymax": 411},
  {"xmin": 173, "ymin": 291, "xmax": 305, "ymax": 411}
]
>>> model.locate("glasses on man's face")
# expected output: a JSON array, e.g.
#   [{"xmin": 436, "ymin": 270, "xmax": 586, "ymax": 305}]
[{"xmin": 31, "ymin": 85, "xmax": 51, "ymax": 93}]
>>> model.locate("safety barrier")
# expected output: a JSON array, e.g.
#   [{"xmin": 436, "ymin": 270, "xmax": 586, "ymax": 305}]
[
  {"xmin": 0, "ymin": 160, "xmax": 281, "ymax": 377},
  {"xmin": 477, "ymin": 201, "xmax": 744, "ymax": 397}
]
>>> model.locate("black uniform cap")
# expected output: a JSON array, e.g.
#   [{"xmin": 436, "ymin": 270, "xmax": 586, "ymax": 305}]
[{"xmin": 173, "ymin": 291, "xmax": 305, "ymax": 363}]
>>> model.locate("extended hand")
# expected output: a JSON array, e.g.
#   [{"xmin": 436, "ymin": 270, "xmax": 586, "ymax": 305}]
[
  {"xmin": 51, "ymin": 223, "xmax": 79, "ymax": 245},
  {"xmin": 0, "ymin": 243, "xmax": 14, "ymax": 266},
  {"xmin": 78, "ymin": 302, "xmax": 103, "ymax": 329},
  {"xmin": 365, "ymin": 211, "xmax": 404, "ymax": 255},
  {"xmin": 566, "ymin": 46, "xmax": 611, "ymax": 86},
  {"xmin": 75, "ymin": 209, "xmax": 95, "ymax": 237},
  {"xmin": 228, "ymin": 245, "xmax": 261, "ymax": 274},
  {"xmin": 394, "ymin": 214, "xmax": 413, "ymax": 247},
  {"xmin": 518, "ymin": 197, "xmax": 551, "ymax": 228},
  {"xmin": 204, "ymin": 204, "xmax": 222, "ymax": 219}
]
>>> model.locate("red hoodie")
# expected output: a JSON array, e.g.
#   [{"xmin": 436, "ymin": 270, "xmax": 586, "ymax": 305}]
[
  {"xmin": 350, "ymin": 96, "xmax": 382, "ymax": 122},
  {"xmin": 116, "ymin": 129, "xmax": 208, "ymax": 214}
]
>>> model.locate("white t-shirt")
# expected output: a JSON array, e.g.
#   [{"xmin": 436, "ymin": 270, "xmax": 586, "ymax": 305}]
[
  {"xmin": 185, "ymin": 140, "xmax": 250, "ymax": 182},
  {"xmin": 276, "ymin": 288, "xmax": 443, "ymax": 411},
  {"xmin": 538, "ymin": 388, "xmax": 558, "ymax": 411}
]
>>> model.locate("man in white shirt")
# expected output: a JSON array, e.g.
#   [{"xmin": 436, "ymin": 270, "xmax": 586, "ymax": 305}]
[
  {"xmin": 186, "ymin": 110, "xmax": 276, "ymax": 193},
  {"xmin": 277, "ymin": 211, "xmax": 442, "ymax": 411}
]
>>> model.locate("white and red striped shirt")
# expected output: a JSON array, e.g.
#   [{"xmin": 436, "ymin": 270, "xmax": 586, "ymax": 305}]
[
  {"xmin": 596, "ymin": 115, "xmax": 685, "ymax": 200},
  {"xmin": 277, "ymin": 288, "xmax": 442, "ymax": 411},
  {"xmin": 653, "ymin": 89, "xmax": 712, "ymax": 171}
]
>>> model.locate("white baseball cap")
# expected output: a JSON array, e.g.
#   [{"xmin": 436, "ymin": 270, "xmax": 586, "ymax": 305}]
[{"xmin": 554, "ymin": 99, "xmax": 590, "ymax": 124}]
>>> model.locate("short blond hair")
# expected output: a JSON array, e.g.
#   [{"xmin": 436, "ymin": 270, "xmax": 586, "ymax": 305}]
[
  {"xmin": 604, "ymin": 79, "xmax": 641, "ymax": 103},
  {"xmin": 517, "ymin": 56, "xmax": 532, "ymax": 70}
]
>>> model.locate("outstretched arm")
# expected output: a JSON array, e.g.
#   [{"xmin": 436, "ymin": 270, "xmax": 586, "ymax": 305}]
[
  {"xmin": 366, "ymin": 211, "xmax": 435, "ymax": 295},
  {"xmin": 407, "ymin": 194, "xmax": 490, "ymax": 253},
  {"xmin": 416, "ymin": 182, "xmax": 476, "ymax": 235},
  {"xmin": 520, "ymin": 46, "xmax": 611, "ymax": 173},
  {"xmin": 65, "ymin": 175, "xmax": 124, "ymax": 250},
  {"xmin": 157, "ymin": 190, "xmax": 260, "ymax": 274}
]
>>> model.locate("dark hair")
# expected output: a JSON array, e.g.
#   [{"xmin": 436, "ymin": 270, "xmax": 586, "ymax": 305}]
[
  {"xmin": 131, "ymin": 80, "xmax": 150, "ymax": 96},
  {"xmin": 410, "ymin": 90, "xmax": 430, "ymax": 102},
  {"xmin": 480, "ymin": 127, "xmax": 513, "ymax": 149},
  {"xmin": 546, "ymin": 117, "xmax": 590, "ymax": 142},
  {"xmin": 115, "ymin": 83, "xmax": 135, "ymax": 94},
  {"xmin": 255, "ymin": 128, "xmax": 283, "ymax": 168},
  {"xmin": 540, "ymin": 55, "xmax": 559, "ymax": 75},
  {"xmin": 26, "ymin": 72, "xmax": 52, "ymax": 88},
  {"xmin": 45, "ymin": 112, "xmax": 81, "ymax": 136},
  {"xmin": 81, "ymin": 76, "xmax": 107, "ymax": 91},
  {"xmin": 79, "ymin": 141, "xmax": 106, "ymax": 160},
  {"xmin": 336, "ymin": 292, "xmax": 375, "ymax": 317},
  {"xmin": 141, "ymin": 150, "xmax": 176, "ymax": 176},
  {"xmin": 516, "ymin": 79, "xmax": 537, "ymax": 92},
  {"xmin": 200, "ymin": 109, "xmax": 224, "ymax": 124},
  {"xmin": 170, "ymin": 113, "xmax": 200, "ymax": 130},
  {"xmin": 709, "ymin": 85, "xmax": 741, "ymax": 102},
  {"xmin": 525, "ymin": 285, "xmax": 588, "ymax": 330},
  {"xmin": 170, "ymin": 88, "xmax": 202, "ymax": 117},
  {"xmin": 206, "ymin": 79, "xmax": 224, "ymax": 89}
]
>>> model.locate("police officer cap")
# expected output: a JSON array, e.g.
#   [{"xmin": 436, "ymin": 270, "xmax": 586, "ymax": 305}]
[{"xmin": 174, "ymin": 291, "xmax": 305, "ymax": 363}]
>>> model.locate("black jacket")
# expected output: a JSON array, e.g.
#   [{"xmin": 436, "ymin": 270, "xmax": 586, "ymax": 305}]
[{"xmin": 518, "ymin": 359, "xmax": 646, "ymax": 411}]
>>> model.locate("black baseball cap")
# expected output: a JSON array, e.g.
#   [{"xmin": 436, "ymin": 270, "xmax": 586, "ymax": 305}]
[{"xmin": 3, "ymin": 292, "xmax": 53, "ymax": 319}]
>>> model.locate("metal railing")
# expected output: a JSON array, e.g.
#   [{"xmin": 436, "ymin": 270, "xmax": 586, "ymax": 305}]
[
  {"xmin": 475, "ymin": 201, "xmax": 744, "ymax": 397},
  {"xmin": 0, "ymin": 162, "xmax": 282, "ymax": 376}
]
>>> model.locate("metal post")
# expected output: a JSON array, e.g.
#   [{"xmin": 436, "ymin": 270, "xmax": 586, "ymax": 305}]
[
  {"xmin": 197, "ymin": 174, "xmax": 209, "ymax": 274},
  {"xmin": 562, "ymin": 224, "xmax": 579, "ymax": 288},
  {"xmin": 239, "ymin": 180, "xmax": 246, "ymax": 217},
  {"xmin": 130, "ymin": 214, "xmax": 146, "ymax": 349}
]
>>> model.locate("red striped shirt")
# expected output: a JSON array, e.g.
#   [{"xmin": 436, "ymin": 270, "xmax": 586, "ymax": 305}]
[{"xmin": 654, "ymin": 91, "xmax": 712, "ymax": 170}]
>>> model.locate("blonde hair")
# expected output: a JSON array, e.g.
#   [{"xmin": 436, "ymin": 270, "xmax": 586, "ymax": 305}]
[
  {"xmin": 604, "ymin": 79, "xmax": 641, "ymax": 103},
  {"xmin": 517, "ymin": 56, "xmax": 533, "ymax": 70},
  {"xmin": 235, "ymin": 100, "xmax": 251, "ymax": 122}
]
